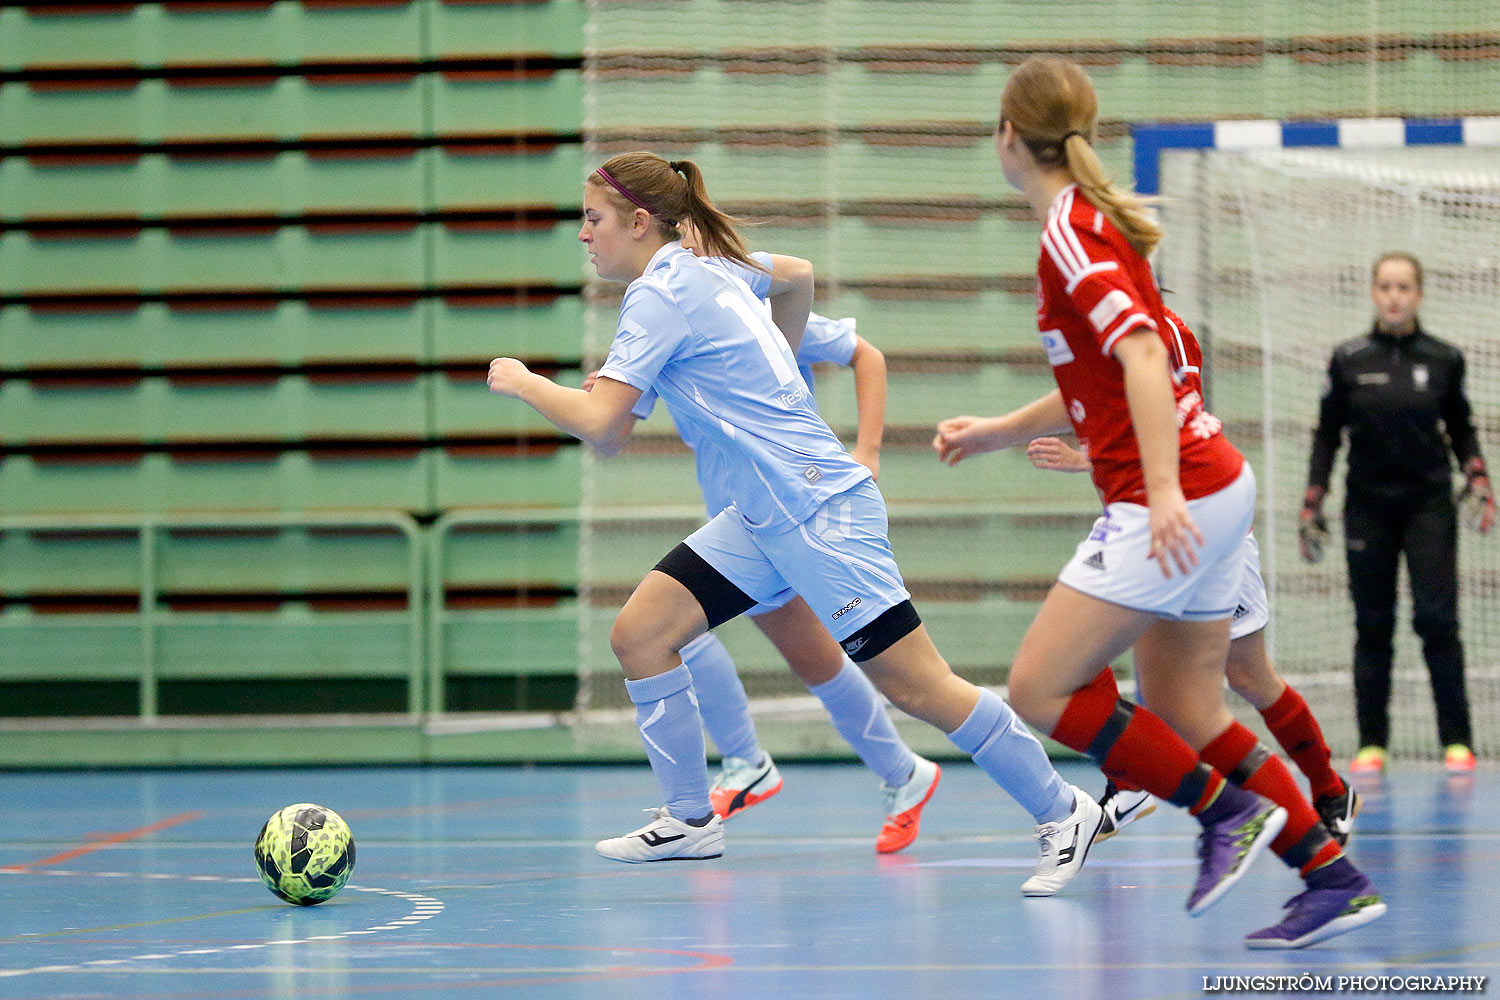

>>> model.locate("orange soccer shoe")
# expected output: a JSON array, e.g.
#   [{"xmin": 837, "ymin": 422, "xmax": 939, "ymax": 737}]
[
  {"xmin": 710, "ymin": 754, "xmax": 783, "ymax": 820},
  {"xmin": 1350, "ymin": 746, "xmax": 1386, "ymax": 775},
  {"xmin": 875, "ymin": 756, "xmax": 941, "ymax": 854},
  {"xmin": 1444, "ymin": 744, "xmax": 1476, "ymax": 774}
]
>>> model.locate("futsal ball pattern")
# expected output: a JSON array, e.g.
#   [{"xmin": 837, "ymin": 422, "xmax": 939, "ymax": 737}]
[{"xmin": 254, "ymin": 803, "xmax": 356, "ymax": 905}]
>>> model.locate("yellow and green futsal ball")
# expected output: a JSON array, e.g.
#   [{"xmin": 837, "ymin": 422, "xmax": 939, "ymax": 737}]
[{"xmin": 253, "ymin": 803, "xmax": 356, "ymax": 905}]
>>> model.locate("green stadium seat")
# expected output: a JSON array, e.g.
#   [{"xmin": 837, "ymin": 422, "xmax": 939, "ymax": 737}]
[
  {"xmin": 432, "ymin": 294, "xmax": 586, "ymax": 364},
  {"xmin": 153, "ymin": 605, "xmax": 417, "ymax": 683},
  {"xmin": 432, "ymin": 219, "xmax": 588, "ymax": 285},
  {"xmin": 0, "ymin": 301, "xmax": 426, "ymax": 368},
  {"xmin": 433, "ymin": 442, "xmax": 581, "ymax": 510},
  {"xmin": 159, "ymin": 3, "xmax": 424, "ymax": 64},
  {"xmin": 433, "ymin": 71, "xmax": 583, "ymax": 132},
  {"xmin": 0, "ymin": 526, "xmax": 142, "ymax": 597},
  {"xmin": 0, "ymin": 449, "xmax": 435, "ymax": 516},
  {"xmin": 812, "ymin": 290, "xmax": 1040, "ymax": 355},
  {"xmin": 434, "ymin": 143, "xmax": 586, "ymax": 209},
  {"xmin": 439, "ymin": 601, "xmax": 582, "ymax": 679},
  {"xmin": 442, "ymin": 520, "xmax": 580, "ymax": 589},
  {"xmin": 1, "ymin": 373, "xmax": 428, "ymax": 445},
  {"xmin": 433, "ymin": 0, "xmax": 585, "ymax": 59}
]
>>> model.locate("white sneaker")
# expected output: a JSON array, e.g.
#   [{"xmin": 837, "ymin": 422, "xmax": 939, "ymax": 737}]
[
  {"xmin": 710, "ymin": 754, "xmax": 783, "ymax": 820},
  {"xmin": 1095, "ymin": 781, "xmax": 1156, "ymax": 842},
  {"xmin": 594, "ymin": 807, "xmax": 725, "ymax": 863},
  {"xmin": 876, "ymin": 756, "xmax": 941, "ymax": 854},
  {"xmin": 1020, "ymin": 785, "xmax": 1105, "ymax": 897}
]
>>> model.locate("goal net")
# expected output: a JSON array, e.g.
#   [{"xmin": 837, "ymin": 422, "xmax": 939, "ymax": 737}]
[
  {"xmin": 1156, "ymin": 144, "xmax": 1500, "ymax": 759},
  {"xmin": 559, "ymin": 0, "xmax": 1500, "ymax": 761}
]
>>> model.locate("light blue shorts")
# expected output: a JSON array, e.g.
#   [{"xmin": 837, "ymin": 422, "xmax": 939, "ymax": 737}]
[{"xmin": 683, "ymin": 479, "xmax": 911, "ymax": 642}]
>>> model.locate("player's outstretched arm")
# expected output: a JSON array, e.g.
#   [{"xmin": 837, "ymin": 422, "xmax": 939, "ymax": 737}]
[
  {"xmin": 933, "ymin": 389, "xmax": 1069, "ymax": 465},
  {"xmin": 488, "ymin": 358, "xmax": 641, "ymax": 448},
  {"xmin": 847, "ymin": 335, "xmax": 887, "ymax": 478}
]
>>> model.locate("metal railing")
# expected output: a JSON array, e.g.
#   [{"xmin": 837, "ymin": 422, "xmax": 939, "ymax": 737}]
[{"xmin": 0, "ymin": 511, "xmax": 425, "ymax": 719}]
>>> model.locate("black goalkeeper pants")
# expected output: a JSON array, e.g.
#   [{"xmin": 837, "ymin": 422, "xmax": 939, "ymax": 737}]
[{"xmin": 1344, "ymin": 487, "xmax": 1472, "ymax": 750}]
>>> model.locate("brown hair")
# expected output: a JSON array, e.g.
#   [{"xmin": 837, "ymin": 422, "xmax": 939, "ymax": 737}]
[
  {"xmin": 1000, "ymin": 57, "xmax": 1162, "ymax": 258},
  {"xmin": 1372, "ymin": 251, "xmax": 1423, "ymax": 291},
  {"xmin": 587, "ymin": 152, "xmax": 759, "ymax": 270}
]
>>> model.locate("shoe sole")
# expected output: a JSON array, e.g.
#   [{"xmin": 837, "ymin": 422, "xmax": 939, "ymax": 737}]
[
  {"xmin": 1095, "ymin": 801, "xmax": 1157, "ymax": 843},
  {"xmin": 876, "ymin": 764, "xmax": 942, "ymax": 854},
  {"xmin": 1188, "ymin": 805, "xmax": 1288, "ymax": 917},
  {"xmin": 594, "ymin": 851, "xmax": 725, "ymax": 863},
  {"xmin": 594, "ymin": 838, "xmax": 726, "ymax": 864},
  {"xmin": 1244, "ymin": 899, "xmax": 1387, "ymax": 949}
]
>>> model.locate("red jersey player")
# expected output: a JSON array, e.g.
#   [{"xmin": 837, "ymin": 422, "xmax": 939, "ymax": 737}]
[{"xmin": 932, "ymin": 56, "xmax": 1384, "ymax": 949}]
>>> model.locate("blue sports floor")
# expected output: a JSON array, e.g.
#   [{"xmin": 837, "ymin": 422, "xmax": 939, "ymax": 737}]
[{"xmin": 1, "ymin": 761, "xmax": 1494, "ymax": 999}]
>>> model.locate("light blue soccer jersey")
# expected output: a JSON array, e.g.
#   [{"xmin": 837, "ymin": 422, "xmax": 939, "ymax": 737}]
[{"xmin": 600, "ymin": 242, "xmax": 870, "ymax": 531}]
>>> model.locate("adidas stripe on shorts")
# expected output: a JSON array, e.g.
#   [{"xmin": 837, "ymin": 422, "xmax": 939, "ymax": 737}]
[{"xmin": 1228, "ymin": 532, "xmax": 1270, "ymax": 641}]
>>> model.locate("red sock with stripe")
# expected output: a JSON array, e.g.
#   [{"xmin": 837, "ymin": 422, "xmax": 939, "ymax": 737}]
[
  {"xmin": 1199, "ymin": 721, "xmax": 1342, "ymax": 875},
  {"xmin": 1259, "ymin": 685, "xmax": 1344, "ymax": 801},
  {"xmin": 1052, "ymin": 667, "xmax": 1238, "ymax": 816}
]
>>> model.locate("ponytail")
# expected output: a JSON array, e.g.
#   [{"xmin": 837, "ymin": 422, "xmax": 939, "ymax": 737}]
[
  {"xmin": 588, "ymin": 152, "xmax": 761, "ymax": 270},
  {"xmin": 1062, "ymin": 135, "xmax": 1162, "ymax": 258},
  {"xmin": 1001, "ymin": 57, "xmax": 1162, "ymax": 259}
]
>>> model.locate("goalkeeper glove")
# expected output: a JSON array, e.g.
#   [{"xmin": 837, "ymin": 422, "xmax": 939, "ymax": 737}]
[
  {"xmin": 1299, "ymin": 486, "xmax": 1330, "ymax": 564},
  {"xmin": 1458, "ymin": 458, "xmax": 1495, "ymax": 534}
]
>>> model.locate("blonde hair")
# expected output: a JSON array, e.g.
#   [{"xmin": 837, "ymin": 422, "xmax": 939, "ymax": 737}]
[
  {"xmin": 1000, "ymin": 57, "xmax": 1162, "ymax": 258},
  {"xmin": 587, "ymin": 152, "xmax": 759, "ymax": 270}
]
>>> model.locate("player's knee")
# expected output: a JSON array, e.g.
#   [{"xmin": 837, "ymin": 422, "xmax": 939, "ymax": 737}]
[
  {"xmin": 1224, "ymin": 649, "xmax": 1278, "ymax": 707},
  {"xmin": 1412, "ymin": 614, "xmax": 1459, "ymax": 643},
  {"xmin": 608, "ymin": 609, "xmax": 676, "ymax": 671},
  {"xmin": 1005, "ymin": 664, "xmax": 1047, "ymax": 720}
]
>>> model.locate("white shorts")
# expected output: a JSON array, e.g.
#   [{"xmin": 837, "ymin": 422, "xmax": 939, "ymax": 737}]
[
  {"xmin": 1057, "ymin": 465, "xmax": 1256, "ymax": 621},
  {"xmin": 683, "ymin": 479, "xmax": 911, "ymax": 642},
  {"xmin": 1229, "ymin": 532, "xmax": 1270, "ymax": 641}
]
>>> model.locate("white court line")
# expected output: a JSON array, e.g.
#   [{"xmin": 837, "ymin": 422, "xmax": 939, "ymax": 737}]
[{"xmin": 0, "ymin": 872, "xmax": 444, "ymax": 979}]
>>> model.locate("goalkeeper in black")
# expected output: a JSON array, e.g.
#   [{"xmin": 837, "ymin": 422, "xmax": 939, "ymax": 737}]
[{"xmin": 1300, "ymin": 251, "xmax": 1492, "ymax": 774}]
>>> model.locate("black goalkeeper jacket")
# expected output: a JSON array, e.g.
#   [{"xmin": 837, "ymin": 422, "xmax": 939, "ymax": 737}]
[{"xmin": 1307, "ymin": 322, "xmax": 1484, "ymax": 498}]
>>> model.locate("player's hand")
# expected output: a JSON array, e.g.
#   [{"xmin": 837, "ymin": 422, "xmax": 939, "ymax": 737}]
[
  {"xmin": 850, "ymin": 443, "xmax": 880, "ymax": 481},
  {"xmin": 1459, "ymin": 473, "xmax": 1495, "ymax": 535},
  {"xmin": 1027, "ymin": 437, "xmax": 1090, "ymax": 473},
  {"xmin": 1147, "ymin": 487, "xmax": 1204, "ymax": 578},
  {"xmin": 487, "ymin": 358, "xmax": 532, "ymax": 398},
  {"xmin": 582, "ymin": 369, "xmax": 602, "ymax": 393},
  {"xmin": 933, "ymin": 416, "xmax": 992, "ymax": 466}
]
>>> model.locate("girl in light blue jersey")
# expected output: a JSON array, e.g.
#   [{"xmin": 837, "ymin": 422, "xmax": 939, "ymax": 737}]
[
  {"xmin": 487, "ymin": 151, "xmax": 1104, "ymax": 894},
  {"xmin": 604, "ymin": 226, "xmax": 939, "ymax": 854}
]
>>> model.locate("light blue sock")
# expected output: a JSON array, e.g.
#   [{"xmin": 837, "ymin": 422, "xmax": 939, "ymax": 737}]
[
  {"xmin": 624, "ymin": 664, "xmax": 712, "ymax": 822},
  {"xmin": 947, "ymin": 688, "xmax": 1073, "ymax": 824},
  {"xmin": 680, "ymin": 632, "xmax": 764, "ymax": 765},
  {"xmin": 808, "ymin": 657, "xmax": 916, "ymax": 787}
]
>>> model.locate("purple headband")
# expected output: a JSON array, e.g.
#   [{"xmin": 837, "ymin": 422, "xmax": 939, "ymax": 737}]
[{"xmin": 594, "ymin": 167, "xmax": 659, "ymax": 216}]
